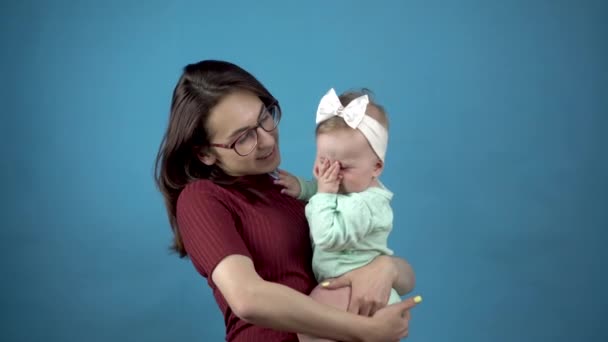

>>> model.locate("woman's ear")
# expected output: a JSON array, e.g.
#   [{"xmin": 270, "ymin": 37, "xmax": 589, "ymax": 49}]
[
  {"xmin": 198, "ymin": 148, "xmax": 217, "ymax": 166},
  {"xmin": 372, "ymin": 159, "xmax": 384, "ymax": 178}
]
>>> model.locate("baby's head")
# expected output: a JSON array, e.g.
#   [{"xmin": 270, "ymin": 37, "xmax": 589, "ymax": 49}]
[{"xmin": 315, "ymin": 89, "xmax": 389, "ymax": 193}]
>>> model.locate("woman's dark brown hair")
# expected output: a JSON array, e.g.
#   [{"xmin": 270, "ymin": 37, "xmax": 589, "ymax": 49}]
[{"xmin": 154, "ymin": 60, "xmax": 278, "ymax": 257}]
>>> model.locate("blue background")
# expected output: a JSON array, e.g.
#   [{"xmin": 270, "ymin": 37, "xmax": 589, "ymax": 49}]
[{"xmin": 1, "ymin": 0, "xmax": 606, "ymax": 341}]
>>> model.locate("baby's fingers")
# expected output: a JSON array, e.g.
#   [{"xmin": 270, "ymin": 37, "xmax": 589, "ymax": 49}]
[
  {"xmin": 318, "ymin": 159, "xmax": 331, "ymax": 178},
  {"xmin": 328, "ymin": 161, "xmax": 341, "ymax": 181},
  {"xmin": 280, "ymin": 188, "xmax": 299, "ymax": 197},
  {"xmin": 273, "ymin": 178, "xmax": 288, "ymax": 187}
]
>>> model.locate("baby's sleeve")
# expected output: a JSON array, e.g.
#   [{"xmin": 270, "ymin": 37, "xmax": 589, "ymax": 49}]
[
  {"xmin": 305, "ymin": 193, "xmax": 374, "ymax": 252},
  {"xmin": 296, "ymin": 177, "xmax": 318, "ymax": 201}
]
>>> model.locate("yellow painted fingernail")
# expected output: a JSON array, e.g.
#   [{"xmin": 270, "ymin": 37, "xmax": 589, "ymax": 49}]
[
  {"xmin": 414, "ymin": 295, "xmax": 423, "ymax": 303},
  {"xmin": 321, "ymin": 281, "xmax": 330, "ymax": 287}
]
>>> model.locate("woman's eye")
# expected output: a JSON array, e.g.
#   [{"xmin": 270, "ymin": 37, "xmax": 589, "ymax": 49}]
[
  {"xmin": 236, "ymin": 130, "xmax": 255, "ymax": 145},
  {"xmin": 246, "ymin": 129, "xmax": 257, "ymax": 139}
]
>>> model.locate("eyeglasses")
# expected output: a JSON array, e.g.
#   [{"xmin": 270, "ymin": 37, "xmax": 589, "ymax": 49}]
[{"xmin": 210, "ymin": 102, "xmax": 281, "ymax": 156}]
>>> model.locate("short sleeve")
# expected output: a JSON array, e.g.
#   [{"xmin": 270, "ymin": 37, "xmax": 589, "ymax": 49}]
[{"xmin": 176, "ymin": 183, "xmax": 252, "ymax": 280}]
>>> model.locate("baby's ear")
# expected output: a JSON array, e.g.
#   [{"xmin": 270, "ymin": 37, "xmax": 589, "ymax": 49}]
[{"xmin": 373, "ymin": 159, "xmax": 384, "ymax": 177}]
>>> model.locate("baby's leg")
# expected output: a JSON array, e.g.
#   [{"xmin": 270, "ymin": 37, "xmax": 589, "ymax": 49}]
[{"xmin": 297, "ymin": 284, "xmax": 351, "ymax": 342}]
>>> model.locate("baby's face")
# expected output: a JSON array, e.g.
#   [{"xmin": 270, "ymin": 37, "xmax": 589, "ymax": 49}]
[{"xmin": 315, "ymin": 129, "xmax": 383, "ymax": 193}]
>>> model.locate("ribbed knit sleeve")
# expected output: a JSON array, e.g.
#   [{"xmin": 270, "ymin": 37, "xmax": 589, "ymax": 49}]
[{"xmin": 176, "ymin": 181, "xmax": 251, "ymax": 280}]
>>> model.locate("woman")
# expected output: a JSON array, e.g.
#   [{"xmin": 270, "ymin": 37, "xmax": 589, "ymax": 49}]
[{"xmin": 155, "ymin": 59, "xmax": 421, "ymax": 341}]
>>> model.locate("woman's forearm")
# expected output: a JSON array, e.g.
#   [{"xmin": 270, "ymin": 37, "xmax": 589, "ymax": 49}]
[
  {"xmin": 239, "ymin": 279, "xmax": 371, "ymax": 341},
  {"xmin": 214, "ymin": 255, "xmax": 374, "ymax": 341}
]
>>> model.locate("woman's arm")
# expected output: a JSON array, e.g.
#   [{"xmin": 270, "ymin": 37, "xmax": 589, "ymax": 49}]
[{"xmin": 212, "ymin": 254, "xmax": 416, "ymax": 342}]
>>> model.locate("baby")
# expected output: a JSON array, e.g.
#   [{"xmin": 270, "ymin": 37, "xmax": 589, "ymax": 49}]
[{"xmin": 277, "ymin": 88, "xmax": 400, "ymax": 339}]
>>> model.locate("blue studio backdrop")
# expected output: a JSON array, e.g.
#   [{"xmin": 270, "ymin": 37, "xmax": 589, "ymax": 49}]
[{"xmin": 1, "ymin": 0, "xmax": 606, "ymax": 341}]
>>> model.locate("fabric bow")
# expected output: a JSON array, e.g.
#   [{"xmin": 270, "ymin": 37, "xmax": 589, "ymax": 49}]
[{"xmin": 315, "ymin": 88, "xmax": 369, "ymax": 128}]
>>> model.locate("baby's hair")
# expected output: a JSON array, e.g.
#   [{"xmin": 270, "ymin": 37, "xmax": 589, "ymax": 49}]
[{"xmin": 316, "ymin": 88, "xmax": 389, "ymax": 135}]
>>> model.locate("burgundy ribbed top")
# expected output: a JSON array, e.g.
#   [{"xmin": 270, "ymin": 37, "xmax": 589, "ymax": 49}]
[{"xmin": 176, "ymin": 173, "xmax": 316, "ymax": 341}]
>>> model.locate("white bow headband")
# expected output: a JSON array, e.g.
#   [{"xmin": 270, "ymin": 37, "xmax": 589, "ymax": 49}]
[{"xmin": 315, "ymin": 88, "xmax": 388, "ymax": 162}]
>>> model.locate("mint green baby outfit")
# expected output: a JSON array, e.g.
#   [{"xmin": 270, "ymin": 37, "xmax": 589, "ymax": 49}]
[{"xmin": 297, "ymin": 178, "xmax": 401, "ymax": 305}]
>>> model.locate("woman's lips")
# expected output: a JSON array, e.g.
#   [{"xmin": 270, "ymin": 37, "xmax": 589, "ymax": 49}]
[{"xmin": 257, "ymin": 146, "xmax": 275, "ymax": 160}]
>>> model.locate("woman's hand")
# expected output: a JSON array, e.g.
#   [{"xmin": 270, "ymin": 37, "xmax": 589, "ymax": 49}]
[
  {"xmin": 366, "ymin": 296, "xmax": 421, "ymax": 342},
  {"xmin": 300, "ymin": 285, "xmax": 422, "ymax": 342},
  {"xmin": 321, "ymin": 255, "xmax": 397, "ymax": 316}
]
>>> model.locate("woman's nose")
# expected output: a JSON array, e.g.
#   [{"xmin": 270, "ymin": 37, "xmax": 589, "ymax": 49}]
[{"xmin": 256, "ymin": 126, "xmax": 275, "ymax": 147}]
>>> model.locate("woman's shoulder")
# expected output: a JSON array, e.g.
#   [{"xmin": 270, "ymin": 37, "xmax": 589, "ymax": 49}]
[
  {"xmin": 177, "ymin": 179, "xmax": 227, "ymax": 208},
  {"xmin": 183, "ymin": 178, "xmax": 220, "ymax": 193},
  {"xmin": 178, "ymin": 174, "xmax": 280, "ymax": 210}
]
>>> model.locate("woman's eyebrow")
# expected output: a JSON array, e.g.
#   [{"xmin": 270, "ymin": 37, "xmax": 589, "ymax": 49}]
[{"xmin": 226, "ymin": 126, "xmax": 250, "ymax": 140}]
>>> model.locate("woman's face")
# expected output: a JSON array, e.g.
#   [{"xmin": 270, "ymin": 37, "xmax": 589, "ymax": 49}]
[{"xmin": 202, "ymin": 90, "xmax": 281, "ymax": 176}]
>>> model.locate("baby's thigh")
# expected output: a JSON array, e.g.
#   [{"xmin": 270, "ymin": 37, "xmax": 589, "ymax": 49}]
[
  {"xmin": 297, "ymin": 285, "xmax": 351, "ymax": 342},
  {"xmin": 309, "ymin": 284, "xmax": 351, "ymax": 311}
]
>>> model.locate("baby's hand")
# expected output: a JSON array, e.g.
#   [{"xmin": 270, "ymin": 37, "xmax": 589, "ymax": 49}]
[
  {"xmin": 314, "ymin": 159, "xmax": 341, "ymax": 193},
  {"xmin": 274, "ymin": 169, "xmax": 302, "ymax": 198}
]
